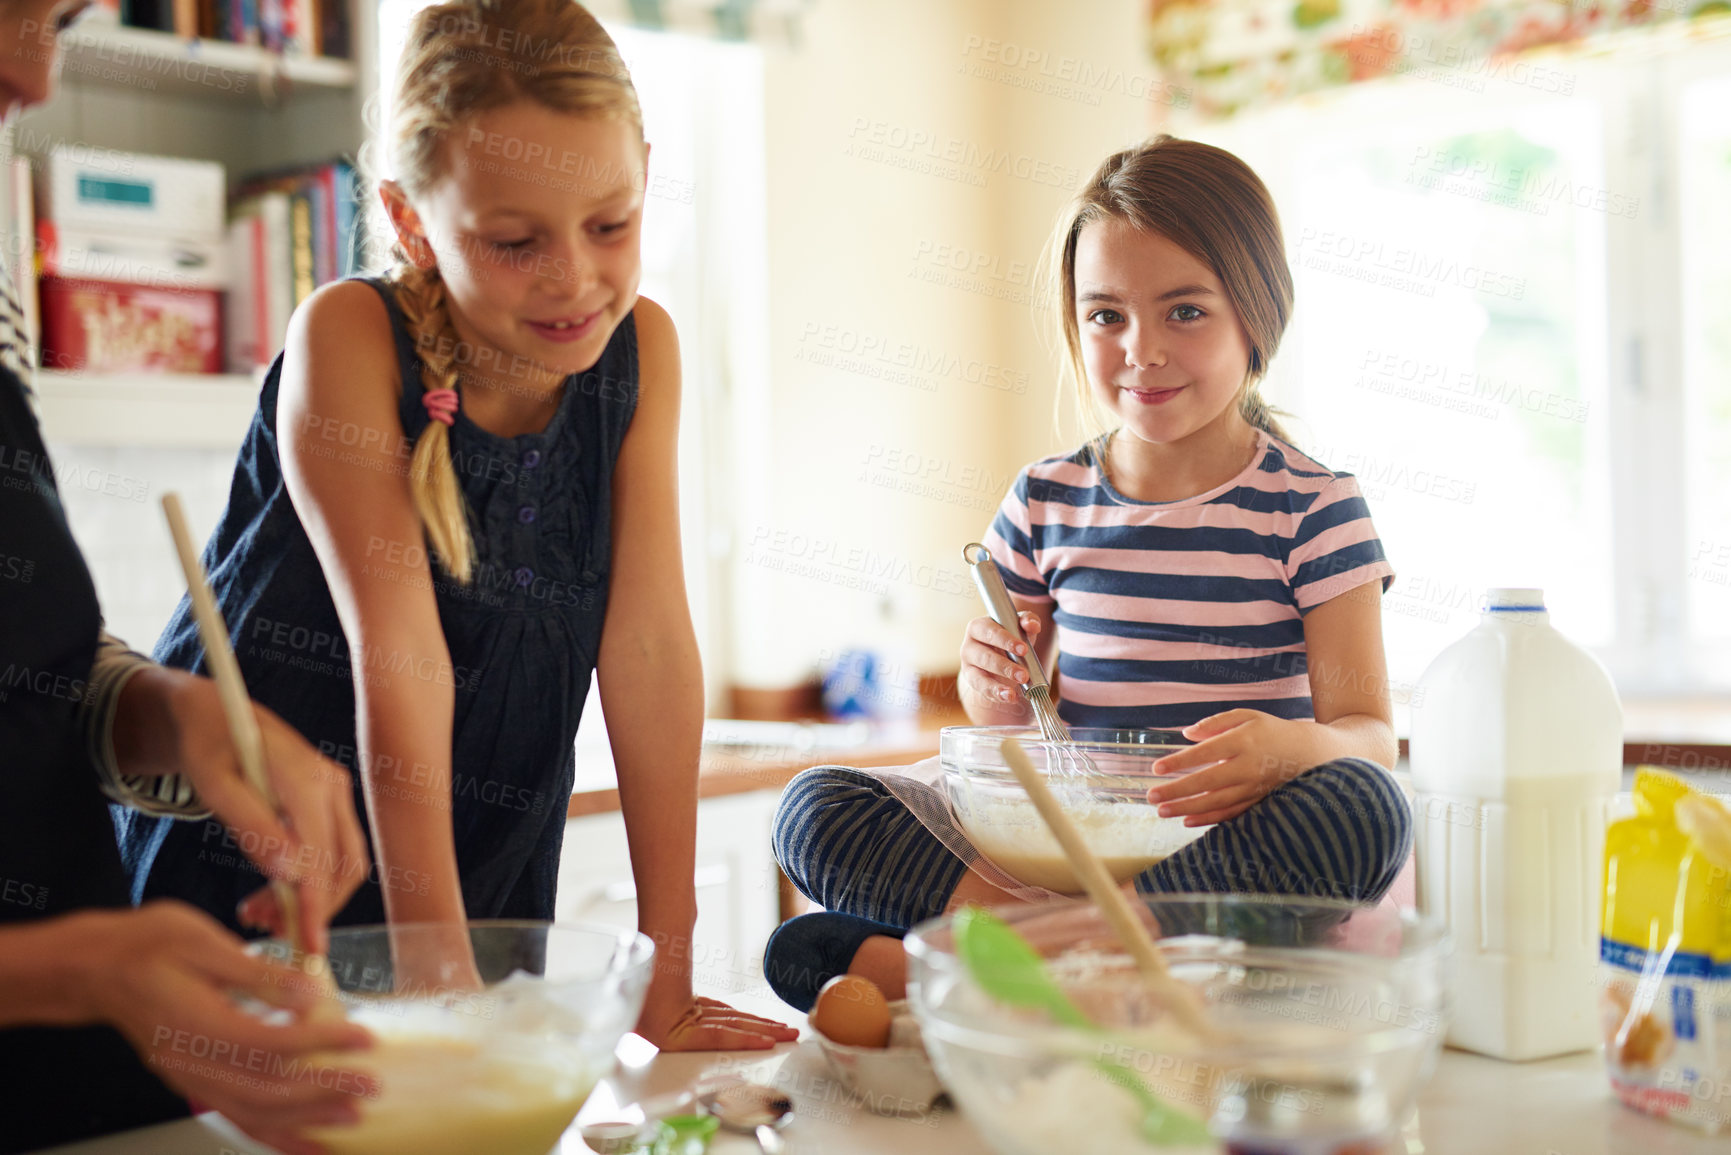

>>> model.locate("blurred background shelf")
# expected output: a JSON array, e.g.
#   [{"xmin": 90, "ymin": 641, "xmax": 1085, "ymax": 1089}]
[
  {"xmin": 34, "ymin": 367, "xmax": 260, "ymax": 448},
  {"xmin": 58, "ymin": 22, "xmax": 355, "ymax": 102}
]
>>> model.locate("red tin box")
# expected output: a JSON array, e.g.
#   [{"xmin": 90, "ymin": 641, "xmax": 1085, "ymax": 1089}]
[{"xmin": 39, "ymin": 274, "xmax": 223, "ymax": 374}]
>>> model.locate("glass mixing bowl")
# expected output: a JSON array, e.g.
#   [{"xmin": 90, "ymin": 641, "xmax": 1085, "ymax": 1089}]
[
  {"xmin": 263, "ymin": 921, "xmax": 654, "ymax": 1155},
  {"xmin": 906, "ymin": 896, "xmax": 1450, "ymax": 1155},
  {"xmin": 941, "ymin": 725, "xmax": 1207, "ymax": 893}
]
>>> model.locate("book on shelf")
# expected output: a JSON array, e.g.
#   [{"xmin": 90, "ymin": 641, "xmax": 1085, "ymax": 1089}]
[
  {"xmin": 226, "ymin": 159, "xmax": 365, "ymax": 370},
  {"xmin": 318, "ymin": 0, "xmax": 348, "ymax": 59},
  {"xmin": 288, "ymin": 0, "xmax": 318, "ymax": 55},
  {"xmin": 226, "ymin": 191, "xmax": 290, "ymax": 373},
  {"xmin": 116, "ymin": 0, "xmax": 349, "ymax": 57}
]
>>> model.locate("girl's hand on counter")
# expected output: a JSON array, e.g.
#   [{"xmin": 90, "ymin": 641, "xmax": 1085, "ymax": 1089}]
[
  {"xmin": 156, "ymin": 671, "xmax": 372, "ymax": 955},
  {"xmin": 639, "ymin": 995, "xmax": 801, "ymax": 1052},
  {"xmin": 73, "ymin": 901, "xmax": 377, "ymax": 1155},
  {"xmin": 634, "ymin": 968, "xmax": 798, "ymax": 1052}
]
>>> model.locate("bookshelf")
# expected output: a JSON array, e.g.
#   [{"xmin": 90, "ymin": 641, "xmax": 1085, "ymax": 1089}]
[
  {"xmin": 58, "ymin": 21, "xmax": 358, "ymax": 102},
  {"xmin": 34, "ymin": 367, "xmax": 262, "ymax": 447},
  {"xmin": 9, "ymin": 0, "xmax": 374, "ymax": 451}
]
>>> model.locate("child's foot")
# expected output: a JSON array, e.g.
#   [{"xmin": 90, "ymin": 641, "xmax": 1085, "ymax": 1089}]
[
  {"xmin": 761, "ymin": 911, "xmax": 906, "ymax": 1012},
  {"xmin": 846, "ymin": 932, "xmax": 908, "ymax": 1002}
]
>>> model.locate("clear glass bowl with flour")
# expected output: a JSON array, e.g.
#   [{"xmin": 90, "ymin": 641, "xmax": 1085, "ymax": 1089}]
[
  {"xmin": 940, "ymin": 726, "xmax": 1209, "ymax": 893},
  {"xmin": 262, "ymin": 921, "xmax": 653, "ymax": 1155},
  {"xmin": 906, "ymin": 896, "xmax": 1451, "ymax": 1155}
]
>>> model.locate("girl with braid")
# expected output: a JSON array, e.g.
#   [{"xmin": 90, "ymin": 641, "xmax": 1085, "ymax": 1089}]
[{"xmin": 114, "ymin": 0, "xmax": 797, "ymax": 1052}]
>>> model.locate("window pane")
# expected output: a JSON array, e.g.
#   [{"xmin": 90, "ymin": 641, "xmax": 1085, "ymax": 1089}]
[
  {"xmin": 1681, "ymin": 73, "xmax": 1731, "ymax": 676},
  {"xmin": 1208, "ymin": 88, "xmax": 1613, "ymax": 699}
]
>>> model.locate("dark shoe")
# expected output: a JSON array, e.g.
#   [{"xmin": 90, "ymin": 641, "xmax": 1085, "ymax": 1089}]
[{"xmin": 761, "ymin": 911, "xmax": 905, "ymax": 1012}]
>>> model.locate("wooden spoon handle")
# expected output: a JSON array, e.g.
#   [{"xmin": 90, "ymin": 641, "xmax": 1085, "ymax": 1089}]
[
  {"xmin": 999, "ymin": 737, "xmax": 1217, "ymax": 1040},
  {"xmin": 161, "ymin": 493, "xmax": 302, "ymax": 953}
]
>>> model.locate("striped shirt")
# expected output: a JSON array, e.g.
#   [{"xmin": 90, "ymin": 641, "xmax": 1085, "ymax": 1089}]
[{"xmin": 984, "ymin": 431, "xmax": 1394, "ymax": 731}]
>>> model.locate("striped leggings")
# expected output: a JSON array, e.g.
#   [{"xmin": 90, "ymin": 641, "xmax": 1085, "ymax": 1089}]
[{"xmin": 771, "ymin": 758, "xmax": 1412, "ymax": 930}]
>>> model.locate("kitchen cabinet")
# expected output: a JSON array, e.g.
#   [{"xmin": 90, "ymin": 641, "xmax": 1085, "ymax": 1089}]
[{"xmin": 557, "ymin": 789, "xmax": 784, "ymax": 1000}]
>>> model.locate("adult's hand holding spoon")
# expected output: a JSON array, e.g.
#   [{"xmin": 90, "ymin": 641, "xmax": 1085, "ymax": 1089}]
[
  {"xmin": 111, "ymin": 664, "xmax": 370, "ymax": 957},
  {"xmin": 56, "ymin": 901, "xmax": 377, "ymax": 1155}
]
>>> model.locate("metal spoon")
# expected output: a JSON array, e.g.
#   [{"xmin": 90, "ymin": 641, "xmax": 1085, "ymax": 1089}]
[
  {"xmin": 579, "ymin": 1089, "xmax": 698, "ymax": 1153},
  {"xmin": 578, "ymin": 1119, "xmax": 654, "ymax": 1154},
  {"xmin": 700, "ymin": 1082, "xmax": 792, "ymax": 1154}
]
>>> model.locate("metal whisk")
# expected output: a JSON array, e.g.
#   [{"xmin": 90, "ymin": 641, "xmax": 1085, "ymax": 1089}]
[{"xmin": 963, "ymin": 543, "xmax": 1099, "ymax": 784}]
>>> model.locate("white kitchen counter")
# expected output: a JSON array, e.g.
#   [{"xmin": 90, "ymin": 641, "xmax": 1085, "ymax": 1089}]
[{"xmin": 35, "ymin": 990, "xmax": 1731, "ymax": 1155}]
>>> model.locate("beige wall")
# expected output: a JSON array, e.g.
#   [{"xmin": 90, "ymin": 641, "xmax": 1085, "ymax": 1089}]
[{"xmin": 728, "ymin": 0, "xmax": 1158, "ymax": 690}]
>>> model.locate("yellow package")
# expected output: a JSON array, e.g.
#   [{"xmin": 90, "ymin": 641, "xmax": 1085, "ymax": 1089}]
[{"xmin": 1601, "ymin": 768, "xmax": 1731, "ymax": 1132}]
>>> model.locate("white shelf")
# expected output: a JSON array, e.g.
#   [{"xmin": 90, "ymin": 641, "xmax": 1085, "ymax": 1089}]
[
  {"xmin": 34, "ymin": 367, "xmax": 262, "ymax": 448},
  {"xmin": 58, "ymin": 21, "xmax": 356, "ymax": 103}
]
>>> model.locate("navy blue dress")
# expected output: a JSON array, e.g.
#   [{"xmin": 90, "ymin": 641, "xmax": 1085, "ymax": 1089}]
[{"xmin": 114, "ymin": 276, "xmax": 639, "ymax": 931}]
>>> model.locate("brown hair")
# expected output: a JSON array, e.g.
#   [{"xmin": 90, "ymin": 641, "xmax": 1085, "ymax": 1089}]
[
  {"xmin": 1046, "ymin": 135, "xmax": 1295, "ymax": 464},
  {"xmin": 383, "ymin": 0, "xmax": 642, "ymax": 582}
]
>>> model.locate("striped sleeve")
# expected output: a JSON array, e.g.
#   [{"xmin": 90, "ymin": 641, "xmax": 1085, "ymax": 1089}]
[
  {"xmin": 84, "ymin": 630, "xmax": 211, "ymax": 819},
  {"xmin": 982, "ymin": 468, "xmax": 1053, "ymax": 605},
  {"xmin": 1286, "ymin": 475, "xmax": 1395, "ymax": 613},
  {"xmin": 0, "ymin": 262, "xmax": 36, "ymax": 399}
]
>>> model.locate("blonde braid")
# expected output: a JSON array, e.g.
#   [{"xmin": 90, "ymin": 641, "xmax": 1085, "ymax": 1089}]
[
  {"xmin": 371, "ymin": 0, "xmax": 645, "ymax": 585},
  {"xmin": 393, "ymin": 263, "xmax": 475, "ymax": 584}
]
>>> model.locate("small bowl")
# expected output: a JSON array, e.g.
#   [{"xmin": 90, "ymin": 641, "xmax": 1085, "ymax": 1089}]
[
  {"xmin": 580, "ymin": 1118, "xmax": 656, "ymax": 1154},
  {"xmin": 941, "ymin": 725, "xmax": 1206, "ymax": 893},
  {"xmin": 809, "ymin": 1000, "xmax": 945, "ymax": 1117}
]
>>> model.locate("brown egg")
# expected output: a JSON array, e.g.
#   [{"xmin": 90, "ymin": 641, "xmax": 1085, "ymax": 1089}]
[{"xmin": 811, "ymin": 974, "xmax": 893, "ymax": 1048}]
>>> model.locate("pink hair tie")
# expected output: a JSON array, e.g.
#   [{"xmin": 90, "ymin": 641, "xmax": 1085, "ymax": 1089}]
[{"xmin": 423, "ymin": 388, "xmax": 459, "ymax": 427}]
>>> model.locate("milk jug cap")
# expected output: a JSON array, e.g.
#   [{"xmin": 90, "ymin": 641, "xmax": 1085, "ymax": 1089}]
[{"xmin": 1485, "ymin": 588, "xmax": 1545, "ymax": 612}]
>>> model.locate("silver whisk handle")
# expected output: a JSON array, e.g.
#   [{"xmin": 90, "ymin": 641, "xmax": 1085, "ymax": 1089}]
[{"xmin": 962, "ymin": 542, "xmax": 1053, "ymax": 693}]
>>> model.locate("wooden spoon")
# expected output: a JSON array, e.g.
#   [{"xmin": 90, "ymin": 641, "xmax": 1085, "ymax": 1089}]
[
  {"xmin": 998, "ymin": 736, "xmax": 1219, "ymax": 1041},
  {"xmin": 162, "ymin": 494, "xmax": 342, "ymax": 1013}
]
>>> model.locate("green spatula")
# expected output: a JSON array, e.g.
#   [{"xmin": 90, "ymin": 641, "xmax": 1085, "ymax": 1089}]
[{"xmin": 952, "ymin": 906, "xmax": 1215, "ymax": 1147}]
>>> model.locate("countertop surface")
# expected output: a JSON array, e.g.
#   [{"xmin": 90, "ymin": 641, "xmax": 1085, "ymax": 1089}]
[
  {"xmin": 567, "ymin": 702, "xmax": 1731, "ymax": 817},
  {"xmin": 37, "ymin": 987, "xmax": 1731, "ymax": 1155}
]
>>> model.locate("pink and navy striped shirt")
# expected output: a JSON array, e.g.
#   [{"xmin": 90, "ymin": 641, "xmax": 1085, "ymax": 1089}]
[{"xmin": 984, "ymin": 431, "xmax": 1394, "ymax": 731}]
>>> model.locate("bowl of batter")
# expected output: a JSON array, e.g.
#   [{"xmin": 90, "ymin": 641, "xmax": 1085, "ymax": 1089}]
[
  {"xmin": 262, "ymin": 920, "xmax": 654, "ymax": 1155},
  {"xmin": 940, "ymin": 726, "xmax": 1207, "ymax": 893}
]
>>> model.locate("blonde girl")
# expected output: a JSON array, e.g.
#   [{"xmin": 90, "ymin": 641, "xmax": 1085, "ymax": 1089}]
[
  {"xmin": 116, "ymin": 0, "xmax": 795, "ymax": 1051},
  {"xmin": 767, "ymin": 136, "xmax": 1409, "ymax": 1008}
]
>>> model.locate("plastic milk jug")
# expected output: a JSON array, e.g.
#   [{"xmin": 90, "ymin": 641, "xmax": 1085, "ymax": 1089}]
[{"xmin": 1410, "ymin": 588, "xmax": 1622, "ymax": 1060}]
